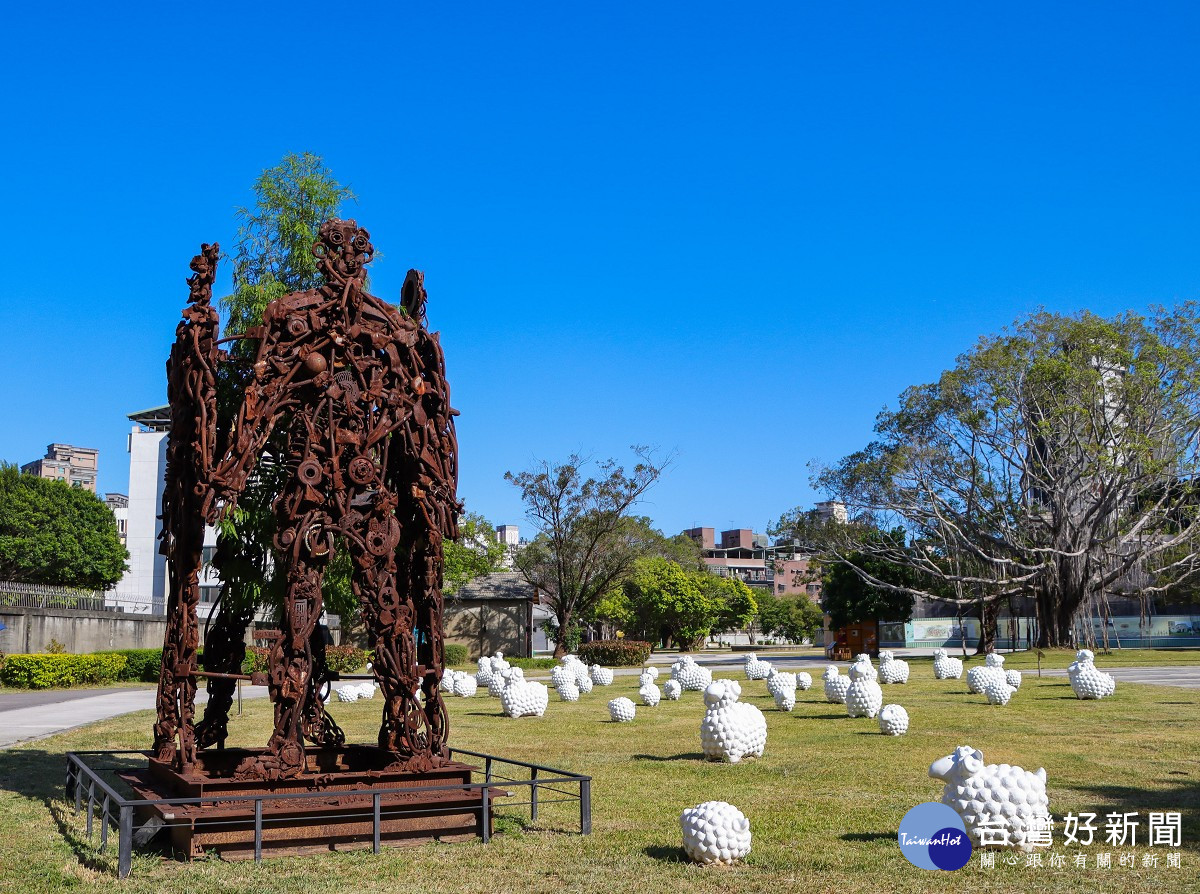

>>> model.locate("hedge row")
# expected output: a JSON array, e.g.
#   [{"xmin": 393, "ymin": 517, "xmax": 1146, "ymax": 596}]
[
  {"xmin": 240, "ymin": 645, "xmax": 370, "ymax": 676},
  {"xmin": 444, "ymin": 643, "xmax": 468, "ymax": 666},
  {"xmin": 98, "ymin": 649, "xmax": 162, "ymax": 682},
  {"xmin": 0, "ymin": 653, "xmax": 128, "ymax": 688},
  {"xmin": 577, "ymin": 639, "xmax": 653, "ymax": 666}
]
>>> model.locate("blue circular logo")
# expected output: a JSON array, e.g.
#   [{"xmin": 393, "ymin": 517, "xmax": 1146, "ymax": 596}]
[{"xmin": 898, "ymin": 803, "xmax": 972, "ymax": 870}]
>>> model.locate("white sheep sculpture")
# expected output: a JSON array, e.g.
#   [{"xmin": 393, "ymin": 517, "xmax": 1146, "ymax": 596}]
[
  {"xmin": 743, "ymin": 653, "xmax": 773, "ymax": 680},
  {"xmin": 767, "ymin": 670, "xmax": 797, "ymax": 711},
  {"xmin": 929, "ymin": 745, "xmax": 1050, "ymax": 852},
  {"xmin": 499, "ymin": 668, "xmax": 549, "ymax": 718},
  {"xmin": 663, "ymin": 679, "xmax": 682, "ymax": 700},
  {"xmin": 680, "ymin": 801, "xmax": 752, "ymax": 865},
  {"xmin": 878, "ymin": 703, "xmax": 909, "ymax": 735},
  {"xmin": 699, "ymin": 679, "xmax": 767, "ymax": 763},
  {"xmin": 878, "ymin": 650, "xmax": 910, "ymax": 684},
  {"xmin": 1068, "ymin": 649, "xmax": 1117, "ymax": 700},
  {"xmin": 932, "ymin": 648, "xmax": 963, "ymax": 680},
  {"xmin": 672, "ymin": 656, "xmax": 713, "ymax": 691},
  {"xmin": 845, "ymin": 676, "xmax": 884, "ymax": 719},
  {"xmin": 796, "ymin": 671, "xmax": 813, "ymax": 690},
  {"xmin": 608, "ymin": 696, "xmax": 636, "ymax": 722},
  {"xmin": 823, "ymin": 665, "xmax": 851, "ymax": 704}
]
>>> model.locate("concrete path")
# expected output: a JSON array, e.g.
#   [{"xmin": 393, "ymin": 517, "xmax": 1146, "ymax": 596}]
[
  {"xmin": 0, "ymin": 684, "xmax": 270, "ymax": 750},
  {"xmin": 1039, "ymin": 665, "xmax": 1200, "ymax": 689}
]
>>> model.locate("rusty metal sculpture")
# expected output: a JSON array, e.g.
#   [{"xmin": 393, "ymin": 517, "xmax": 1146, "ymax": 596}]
[{"xmin": 152, "ymin": 219, "xmax": 459, "ymax": 781}]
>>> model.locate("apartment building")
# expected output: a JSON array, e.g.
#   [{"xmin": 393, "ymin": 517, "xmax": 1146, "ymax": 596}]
[{"xmin": 21, "ymin": 443, "xmax": 99, "ymax": 492}]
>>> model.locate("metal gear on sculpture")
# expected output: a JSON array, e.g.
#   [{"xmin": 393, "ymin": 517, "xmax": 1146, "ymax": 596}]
[{"xmin": 153, "ymin": 219, "xmax": 460, "ymax": 781}]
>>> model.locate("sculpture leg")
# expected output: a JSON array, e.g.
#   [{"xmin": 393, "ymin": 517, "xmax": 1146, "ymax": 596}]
[
  {"xmin": 153, "ymin": 542, "xmax": 202, "ymax": 769},
  {"xmin": 234, "ymin": 508, "xmax": 329, "ymax": 780},
  {"xmin": 194, "ymin": 589, "xmax": 254, "ymax": 750},
  {"xmin": 410, "ymin": 528, "xmax": 449, "ymax": 755},
  {"xmin": 346, "ymin": 533, "xmax": 426, "ymax": 760}
]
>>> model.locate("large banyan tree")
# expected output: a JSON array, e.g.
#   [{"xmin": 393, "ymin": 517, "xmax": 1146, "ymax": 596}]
[{"xmin": 810, "ymin": 306, "xmax": 1200, "ymax": 647}]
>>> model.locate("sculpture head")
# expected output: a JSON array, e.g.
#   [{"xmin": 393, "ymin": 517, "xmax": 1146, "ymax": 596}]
[
  {"xmin": 933, "ymin": 648, "xmax": 947, "ymax": 659},
  {"xmin": 1076, "ymin": 649, "xmax": 1095, "ymax": 664},
  {"xmin": 823, "ymin": 665, "xmax": 840, "ymax": 680},
  {"xmin": 313, "ymin": 218, "xmax": 373, "ymax": 289},
  {"xmin": 704, "ymin": 679, "xmax": 741, "ymax": 708},
  {"xmin": 878, "ymin": 650, "xmax": 893, "ymax": 662},
  {"xmin": 929, "ymin": 745, "xmax": 985, "ymax": 783},
  {"xmin": 984, "ymin": 653, "xmax": 1005, "ymax": 668}
]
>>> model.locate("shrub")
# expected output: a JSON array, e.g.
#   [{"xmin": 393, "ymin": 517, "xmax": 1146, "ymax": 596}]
[
  {"xmin": 508, "ymin": 657, "xmax": 557, "ymax": 670},
  {"xmin": 0, "ymin": 653, "xmax": 127, "ymax": 688},
  {"xmin": 578, "ymin": 639, "xmax": 652, "ymax": 666},
  {"xmin": 443, "ymin": 643, "xmax": 469, "ymax": 666},
  {"xmin": 241, "ymin": 646, "xmax": 270, "ymax": 675},
  {"xmin": 97, "ymin": 649, "xmax": 162, "ymax": 682},
  {"xmin": 325, "ymin": 645, "xmax": 369, "ymax": 674},
  {"xmin": 239, "ymin": 645, "xmax": 370, "ymax": 676}
]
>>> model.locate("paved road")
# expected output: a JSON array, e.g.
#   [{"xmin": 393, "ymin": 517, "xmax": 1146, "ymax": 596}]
[
  {"xmin": 1039, "ymin": 665, "xmax": 1200, "ymax": 689},
  {"xmin": 0, "ymin": 684, "xmax": 270, "ymax": 750},
  {"xmin": 0, "ymin": 686, "xmax": 151, "ymax": 711}
]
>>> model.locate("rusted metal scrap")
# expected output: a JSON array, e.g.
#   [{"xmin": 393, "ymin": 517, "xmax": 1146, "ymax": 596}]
[{"xmin": 153, "ymin": 220, "xmax": 460, "ymax": 780}]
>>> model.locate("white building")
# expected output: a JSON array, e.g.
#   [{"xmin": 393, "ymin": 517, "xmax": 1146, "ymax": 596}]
[{"xmin": 109, "ymin": 407, "xmax": 218, "ymax": 616}]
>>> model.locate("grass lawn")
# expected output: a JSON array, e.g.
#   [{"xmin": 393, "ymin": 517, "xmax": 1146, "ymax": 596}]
[{"xmin": 0, "ymin": 655, "xmax": 1197, "ymax": 893}]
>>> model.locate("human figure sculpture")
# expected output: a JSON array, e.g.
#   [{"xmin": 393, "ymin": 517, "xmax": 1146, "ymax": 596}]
[{"xmin": 153, "ymin": 220, "xmax": 459, "ymax": 781}]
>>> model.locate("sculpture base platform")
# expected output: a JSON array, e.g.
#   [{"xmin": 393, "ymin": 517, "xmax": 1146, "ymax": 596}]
[{"xmin": 117, "ymin": 746, "xmax": 499, "ymax": 861}]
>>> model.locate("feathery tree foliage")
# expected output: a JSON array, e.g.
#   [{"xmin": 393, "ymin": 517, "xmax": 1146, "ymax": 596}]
[{"xmin": 807, "ymin": 307, "xmax": 1200, "ymax": 647}]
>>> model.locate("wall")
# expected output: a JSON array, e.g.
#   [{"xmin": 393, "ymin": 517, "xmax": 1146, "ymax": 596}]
[
  {"xmin": 0, "ymin": 605, "xmax": 341, "ymax": 655},
  {"xmin": 0, "ymin": 605, "xmax": 168, "ymax": 654},
  {"xmin": 443, "ymin": 600, "xmax": 531, "ymax": 660}
]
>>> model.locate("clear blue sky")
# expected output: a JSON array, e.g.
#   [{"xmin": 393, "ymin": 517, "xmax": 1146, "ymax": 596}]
[{"xmin": 1, "ymin": 2, "xmax": 1198, "ymax": 538}]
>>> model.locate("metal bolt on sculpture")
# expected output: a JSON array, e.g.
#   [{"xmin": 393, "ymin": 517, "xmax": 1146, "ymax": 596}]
[{"xmin": 154, "ymin": 219, "xmax": 459, "ymax": 780}]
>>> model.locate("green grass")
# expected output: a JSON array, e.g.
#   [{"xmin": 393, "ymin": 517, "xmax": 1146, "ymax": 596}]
[{"xmin": 1, "ymin": 661, "xmax": 1197, "ymax": 893}]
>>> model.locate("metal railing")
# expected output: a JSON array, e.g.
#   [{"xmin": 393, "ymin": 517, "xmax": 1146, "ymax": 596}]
[
  {"xmin": 0, "ymin": 582, "xmax": 168, "ymax": 616},
  {"xmin": 64, "ymin": 748, "xmax": 591, "ymax": 879}
]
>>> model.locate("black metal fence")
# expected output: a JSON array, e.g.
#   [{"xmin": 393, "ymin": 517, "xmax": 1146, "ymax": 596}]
[{"xmin": 63, "ymin": 748, "xmax": 592, "ymax": 879}]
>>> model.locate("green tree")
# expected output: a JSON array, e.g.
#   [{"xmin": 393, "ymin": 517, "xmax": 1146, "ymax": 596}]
[
  {"xmin": 753, "ymin": 592, "xmax": 824, "ymax": 643},
  {"xmin": 617, "ymin": 557, "xmax": 712, "ymax": 648},
  {"xmin": 820, "ymin": 547, "xmax": 916, "ymax": 630},
  {"xmin": 506, "ymin": 448, "xmax": 669, "ymax": 656},
  {"xmin": 701, "ymin": 574, "xmax": 758, "ymax": 634},
  {"xmin": 815, "ymin": 307, "xmax": 1200, "ymax": 646},
  {"xmin": 443, "ymin": 512, "xmax": 510, "ymax": 595},
  {"xmin": 221, "ymin": 152, "xmax": 357, "ymax": 345},
  {"xmin": 0, "ymin": 465, "xmax": 127, "ymax": 589},
  {"xmin": 210, "ymin": 153, "xmax": 360, "ymax": 623}
]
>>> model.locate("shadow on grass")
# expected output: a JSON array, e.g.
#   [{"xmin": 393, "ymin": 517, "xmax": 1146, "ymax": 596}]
[
  {"xmin": 0, "ymin": 748, "xmax": 125, "ymax": 874},
  {"xmin": 633, "ymin": 753, "xmax": 705, "ymax": 762},
  {"xmin": 644, "ymin": 844, "xmax": 688, "ymax": 863},
  {"xmin": 841, "ymin": 831, "xmax": 893, "ymax": 843},
  {"xmin": 1071, "ymin": 778, "xmax": 1200, "ymax": 822}
]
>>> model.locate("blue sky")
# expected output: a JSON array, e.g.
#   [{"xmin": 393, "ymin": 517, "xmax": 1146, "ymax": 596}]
[{"xmin": 1, "ymin": 2, "xmax": 1198, "ymax": 538}]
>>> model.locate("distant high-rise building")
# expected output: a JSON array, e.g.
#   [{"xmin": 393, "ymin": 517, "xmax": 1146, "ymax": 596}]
[
  {"xmin": 105, "ymin": 492, "xmax": 129, "ymax": 547},
  {"xmin": 22, "ymin": 443, "xmax": 99, "ymax": 492},
  {"xmin": 814, "ymin": 500, "xmax": 848, "ymax": 524}
]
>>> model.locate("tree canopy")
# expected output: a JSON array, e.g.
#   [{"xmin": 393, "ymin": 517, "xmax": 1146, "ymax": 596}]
[
  {"xmin": 221, "ymin": 152, "xmax": 357, "ymax": 344},
  {"xmin": 443, "ymin": 512, "xmax": 510, "ymax": 595},
  {"xmin": 0, "ymin": 464, "xmax": 127, "ymax": 590},
  {"xmin": 506, "ymin": 447, "xmax": 669, "ymax": 656},
  {"xmin": 753, "ymin": 592, "xmax": 825, "ymax": 643},
  {"xmin": 209, "ymin": 153, "xmax": 359, "ymax": 626},
  {"xmin": 812, "ymin": 307, "xmax": 1200, "ymax": 646}
]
